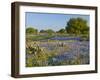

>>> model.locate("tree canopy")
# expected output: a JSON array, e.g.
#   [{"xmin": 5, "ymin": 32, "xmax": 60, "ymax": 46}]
[
  {"xmin": 40, "ymin": 29, "xmax": 55, "ymax": 35},
  {"xmin": 66, "ymin": 17, "xmax": 89, "ymax": 35},
  {"xmin": 57, "ymin": 28, "xmax": 66, "ymax": 34},
  {"xmin": 26, "ymin": 27, "xmax": 38, "ymax": 34}
]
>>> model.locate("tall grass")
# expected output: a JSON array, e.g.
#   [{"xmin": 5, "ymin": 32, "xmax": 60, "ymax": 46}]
[
  {"xmin": 26, "ymin": 34, "xmax": 89, "ymax": 67},
  {"xmin": 26, "ymin": 40, "xmax": 70, "ymax": 67}
]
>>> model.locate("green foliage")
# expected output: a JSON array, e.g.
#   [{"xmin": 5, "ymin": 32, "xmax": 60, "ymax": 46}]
[
  {"xmin": 26, "ymin": 34, "xmax": 55, "ymax": 41},
  {"xmin": 26, "ymin": 41, "xmax": 70, "ymax": 67},
  {"xmin": 26, "ymin": 57, "xmax": 33, "ymax": 67},
  {"xmin": 66, "ymin": 17, "xmax": 89, "ymax": 35},
  {"xmin": 26, "ymin": 42, "xmax": 51, "ymax": 66},
  {"xmin": 26, "ymin": 27, "xmax": 38, "ymax": 34},
  {"xmin": 40, "ymin": 30, "xmax": 46, "ymax": 33},
  {"xmin": 57, "ymin": 28, "xmax": 66, "ymax": 34},
  {"xmin": 40, "ymin": 29, "xmax": 55, "ymax": 35}
]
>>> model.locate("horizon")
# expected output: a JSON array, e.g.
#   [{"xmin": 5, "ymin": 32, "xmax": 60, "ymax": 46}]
[{"xmin": 25, "ymin": 12, "xmax": 90, "ymax": 31}]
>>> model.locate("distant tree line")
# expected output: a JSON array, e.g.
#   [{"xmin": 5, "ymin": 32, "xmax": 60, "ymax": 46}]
[
  {"xmin": 26, "ymin": 27, "xmax": 38, "ymax": 34},
  {"xmin": 26, "ymin": 17, "xmax": 89, "ymax": 35}
]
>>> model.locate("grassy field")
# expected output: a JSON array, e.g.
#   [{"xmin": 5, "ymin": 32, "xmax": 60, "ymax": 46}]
[{"xmin": 26, "ymin": 34, "xmax": 89, "ymax": 67}]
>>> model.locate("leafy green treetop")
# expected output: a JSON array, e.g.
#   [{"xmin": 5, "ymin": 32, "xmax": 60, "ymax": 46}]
[
  {"xmin": 66, "ymin": 17, "xmax": 89, "ymax": 35},
  {"xmin": 26, "ymin": 27, "xmax": 38, "ymax": 34}
]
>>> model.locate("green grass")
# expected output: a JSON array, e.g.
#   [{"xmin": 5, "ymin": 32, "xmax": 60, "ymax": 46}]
[
  {"xmin": 26, "ymin": 33, "xmax": 89, "ymax": 67},
  {"xmin": 26, "ymin": 41, "xmax": 70, "ymax": 67},
  {"xmin": 26, "ymin": 34, "xmax": 55, "ymax": 41},
  {"xmin": 26, "ymin": 33, "xmax": 89, "ymax": 41}
]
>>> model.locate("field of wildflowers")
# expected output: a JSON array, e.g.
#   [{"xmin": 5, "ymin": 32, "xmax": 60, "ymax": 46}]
[{"xmin": 26, "ymin": 34, "xmax": 89, "ymax": 67}]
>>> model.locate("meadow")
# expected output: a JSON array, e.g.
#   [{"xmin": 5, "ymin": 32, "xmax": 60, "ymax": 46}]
[{"xmin": 26, "ymin": 33, "xmax": 89, "ymax": 67}]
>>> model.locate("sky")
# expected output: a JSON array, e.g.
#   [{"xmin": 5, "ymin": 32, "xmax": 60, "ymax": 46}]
[{"xmin": 25, "ymin": 12, "xmax": 90, "ymax": 31}]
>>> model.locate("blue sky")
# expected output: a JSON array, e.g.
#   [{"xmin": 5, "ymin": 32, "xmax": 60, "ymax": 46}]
[{"xmin": 25, "ymin": 12, "xmax": 89, "ymax": 31}]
